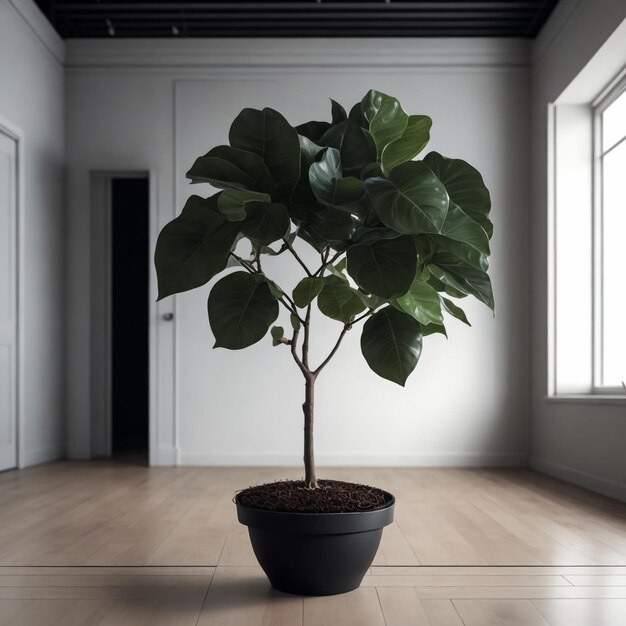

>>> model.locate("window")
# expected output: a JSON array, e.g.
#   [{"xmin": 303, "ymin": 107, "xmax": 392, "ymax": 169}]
[{"xmin": 594, "ymin": 78, "xmax": 626, "ymax": 390}]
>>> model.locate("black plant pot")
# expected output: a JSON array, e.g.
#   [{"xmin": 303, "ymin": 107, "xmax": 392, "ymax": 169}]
[{"xmin": 235, "ymin": 491, "xmax": 395, "ymax": 596}]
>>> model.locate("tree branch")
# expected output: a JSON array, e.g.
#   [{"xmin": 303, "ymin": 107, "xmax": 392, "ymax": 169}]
[
  {"xmin": 229, "ymin": 252, "xmax": 257, "ymax": 274},
  {"xmin": 302, "ymin": 305, "xmax": 312, "ymax": 369},
  {"xmin": 315, "ymin": 250, "xmax": 344, "ymax": 277},
  {"xmin": 313, "ymin": 324, "xmax": 351, "ymax": 375},
  {"xmin": 290, "ymin": 327, "xmax": 308, "ymax": 376},
  {"xmin": 283, "ymin": 237, "xmax": 313, "ymax": 277},
  {"xmin": 352, "ymin": 309, "xmax": 375, "ymax": 324}
]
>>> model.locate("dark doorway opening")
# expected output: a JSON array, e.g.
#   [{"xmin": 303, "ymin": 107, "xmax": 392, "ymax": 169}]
[{"xmin": 111, "ymin": 178, "xmax": 149, "ymax": 460}]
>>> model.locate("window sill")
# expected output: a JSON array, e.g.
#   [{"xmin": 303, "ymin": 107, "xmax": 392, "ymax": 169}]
[{"xmin": 546, "ymin": 394, "xmax": 626, "ymax": 405}]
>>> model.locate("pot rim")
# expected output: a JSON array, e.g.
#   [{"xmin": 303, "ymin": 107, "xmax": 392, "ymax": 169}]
[{"xmin": 235, "ymin": 491, "xmax": 395, "ymax": 535}]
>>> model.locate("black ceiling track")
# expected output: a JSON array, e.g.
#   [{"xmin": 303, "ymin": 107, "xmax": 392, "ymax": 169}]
[{"xmin": 34, "ymin": 0, "xmax": 560, "ymax": 39}]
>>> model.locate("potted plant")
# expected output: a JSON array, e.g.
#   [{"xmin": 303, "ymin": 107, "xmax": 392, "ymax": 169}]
[{"xmin": 155, "ymin": 89, "xmax": 494, "ymax": 596}]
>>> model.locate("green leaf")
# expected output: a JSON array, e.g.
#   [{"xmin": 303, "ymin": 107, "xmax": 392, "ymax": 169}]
[
  {"xmin": 271, "ymin": 325, "xmax": 284, "ymax": 346},
  {"xmin": 391, "ymin": 280, "xmax": 443, "ymax": 325},
  {"xmin": 348, "ymin": 101, "xmax": 368, "ymax": 128},
  {"xmin": 208, "ymin": 272, "xmax": 279, "ymax": 350},
  {"xmin": 381, "ymin": 115, "xmax": 432, "ymax": 174},
  {"xmin": 441, "ymin": 297, "xmax": 470, "ymax": 326},
  {"xmin": 319, "ymin": 120, "xmax": 377, "ymax": 177},
  {"xmin": 309, "ymin": 148, "xmax": 364, "ymax": 207},
  {"xmin": 266, "ymin": 279, "xmax": 284, "ymax": 300},
  {"xmin": 364, "ymin": 161, "xmax": 449, "ymax": 234},
  {"xmin": 292, "ymin": 276, "xmax": 325, "ymax": 308},
  {"xmin": 421, "ymin": 323, "xmax": 447, "ymax": 337},
  {"xmin": 361, "ymin": 306, "xmax": 422, "ymax": 386},
  {"xmin": 355, "ymin": 291, "xmax": 386, "ymax": 310},
  {"xmin": 317, "ymin": 276, "xmax": 366, "ymax": 323},
  {"xmin": 435, "ymin": 201, "xmax": 490, "ymax": 257},
  {"xmin": 296, "ymin": 120, "xmax": 331, "ymax": 142},
  {"xmin": 240, "ymin": 202, "xmax": 290, "ymax": 246},
  {"xmin": 346, "ymin": 234, "xmax": 417, "ymax": 300},
  {"xmin": 155, "ymin": 195, "xmax": 239, "ymax": 300},
  {"xmin": 218, "ymin": 189, "xmax": 271, "ymax": 221},
  {"xmin": 229, "ymin": 107, "xmax": 300, "ymax": 196},
  {"xmin": 361, "ymin": 89, "xmax": 409, "ymax": 156},
  {"xmin": 331, "ymin": 99, "xmax": 347, "ymax": 124},
  {"xmin": 429, "ymin": 262, "xmax": 494, "ymax": 311},
  {"xmin": 299, "ymin": 135, "xmax": 324, "ymax": 163},
  {"xmin": 186, "ymin": 145, "xmax": 276, "ymax": 197},
  {"xmin": 290, "ymin": 313, "xmax": 301, "ymax": 330},
  {"xmin": 423, "ymin": 151, "xmax": 493, "ymax": 238},
  {"xmin": 306, "ymin": 206, "xmax": 356, "ymax": 242}
]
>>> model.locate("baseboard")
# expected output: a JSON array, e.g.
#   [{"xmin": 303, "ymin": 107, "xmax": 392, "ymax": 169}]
[
  {"xmin": 150, "ymin": 445, "xmax": 182, "ymax": 466},
  {"xmin": 180, "ymin": 452, "xmax": 527, "ymax": 468},
  {"xmin": 531, "ymin": 457, "xmax": 626, "ymax": 503},
  {"xmin": 20, "ymin": 444, "xmax": 65, "ymax": 468}
]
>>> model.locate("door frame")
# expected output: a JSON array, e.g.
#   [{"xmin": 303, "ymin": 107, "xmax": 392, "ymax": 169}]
[
  {"xmin": 90, "ymin": 170, "xmax": 156, "ymax": 461},
  {"xmin": 0, "ymin": 116, "xmax": 24, "ymax": 469}
]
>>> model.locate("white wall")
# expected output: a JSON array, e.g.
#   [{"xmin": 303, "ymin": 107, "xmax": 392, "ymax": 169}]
[
  {"xmin": 0, "ymin": 0, "xmax": 66, "ymax": 466},
  {"xmin": 66, "ymin": 38, "xmax": 531, "ymax": 467},
  {"xmin": 530, "ymin": 0, "xmax": 626, "ymax": 499}
]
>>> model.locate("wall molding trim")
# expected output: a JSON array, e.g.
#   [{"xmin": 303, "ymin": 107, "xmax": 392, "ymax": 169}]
[
  {"xmin": 180, "ymin": 452, "xmax": 527, "ymax": 468},
  {"xmin": 531, "ymin": 457, "xmax": 626, "ymax": 503},
  {"xmin": 66, "ymin": 37, "xmax": 530, "ymax": 70},
  {"xmin": 7, "ymin": 0, "xmax": 65, "ymax": 65}
]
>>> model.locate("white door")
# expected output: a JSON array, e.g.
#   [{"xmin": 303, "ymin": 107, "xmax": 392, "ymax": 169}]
[{"xmin": 0, "ymin": 131, "xmax": 17, "ymax": 471}]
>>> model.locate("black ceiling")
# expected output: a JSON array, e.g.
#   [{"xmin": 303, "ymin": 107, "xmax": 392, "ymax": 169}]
[{"xmin": 34, "ymin": 1, "xmax": 560, "ymax": 39}]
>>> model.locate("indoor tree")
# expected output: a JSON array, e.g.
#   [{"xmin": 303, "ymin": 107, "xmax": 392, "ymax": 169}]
[{"xmin": 155, "ymin": 89, "xmax": 494, "ymax": 490}]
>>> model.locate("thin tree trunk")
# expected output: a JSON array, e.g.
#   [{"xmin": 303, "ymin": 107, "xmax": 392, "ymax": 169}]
[{"xmin": 303, "ymin": 374, "xmax": 318, "ymax": 489}]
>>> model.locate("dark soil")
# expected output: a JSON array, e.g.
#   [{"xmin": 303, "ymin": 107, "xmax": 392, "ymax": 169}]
[{"xmin": 236, "ymin": 479, "xmax": 393, "ymax": 513}]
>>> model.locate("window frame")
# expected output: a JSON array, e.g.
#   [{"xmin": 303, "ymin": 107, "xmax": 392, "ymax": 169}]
[{"xmin": 592, "ymin": 72, "xmax": 626, "ymax": 394}]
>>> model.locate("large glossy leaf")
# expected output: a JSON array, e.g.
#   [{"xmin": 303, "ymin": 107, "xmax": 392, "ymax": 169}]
[
  {"xmin": 441, "ymin": 297, "xmax": 470, "ymax": 326},
  {"xmin": 437, "ymin": 201, "xmax": 490, "ymax": 256},
  {"xmin": 317, "ymin": 276, "xmax": 366, "ymax": 323},
  {"xmin": 292, "ymin": 276, "xmax": 324, "ymax": 308},
  {"xmin": 307, "ymin": 205, "xmax": 356, "ymax": 242},
  {"xmin": 392, "ymin": 280, "xmax": 443, "ymax": 325},
  {"xmin": 361, "ymin": 89, "xmax": 408, "ymax": 156},
  {"xmin": 331, "ymin": 99, "xmax": 347, "ymax": 124},
  {"xmin": 296, "ymin": 120, "xmax": 331, "ymax": 143},
  {"xmin": 218, "ymin": 189, "xmax": 271, "ymax": 221},
  {"xmin": 208, "ymin": 272, "xmax": 279, "ymax": 349},
  {"xmin": 429, "ymin": 261, "xmax": 494, "ymax": 311},
  {"xmin": 365, "ymin": 161, "xmax": 449, "ymax": 234},
  {"xmin": 423, "ymin": 151, "xmax": 493, "ymax": 238},
  {"xmin": 346, "ymin": 234, "xmax": 417, "ymax": 300},
  {"xmin": 229, "ymin": 107, "xmax": 300, "ymax": 196},
  {"xmin": 319, "ymin": 120, "xmax": 377, "ymax": 177},
  {"xmin": 309, "ymin": 148, "xmax": 364, "ymax": 207},
  {"xmin": 186, "ymin": 145, "xmax": 276, "ymax": 197},
  {"xmin": 155, "ymin": 195, "xmax": 239, "ymax": 300},
  {"xmin": 381, "ymin": 115, "xmax": 432, "ymax": 174},
  {"xmin": 240, "ymin": 202, "xmax": 290, "ymax": 246},
  {"xmin": 361, "ymin": 306, "xmax": 422, "ymax": 386}
]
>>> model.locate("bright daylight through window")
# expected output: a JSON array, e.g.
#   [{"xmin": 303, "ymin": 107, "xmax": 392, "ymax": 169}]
[{"xmin": 595, "ymin": 79, "xmax": 626, "ymax": 389}]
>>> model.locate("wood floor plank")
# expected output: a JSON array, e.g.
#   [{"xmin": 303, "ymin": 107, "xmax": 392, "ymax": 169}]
[
  {"xmin": 532, "ymin": 599, "xmax": 626, "ymax": 626},
  {"xmin": 419, "ymin": 599, "xmax": 465, "ymax": 625},
  {"xmin": 0, "ymin": 566, "xmax": 215, "ymax": 576},
  {"xmin": 376, "ymin": 587, "xmax": 431, "ymax": 625},
  {"xmin": 197, "ymin": 566, "xmax": 303, "ymax": 626},
  {"xmin": 412, "ymin": 586, "xmax": 626, "ymax": 599},
  {"xmin": 452, "ymin": 599, "xmax": 551, "ymax": 625},
  {"xmin": 370, "ymin": 566, "xmax": 626, "ymax": 576},
  {"xmin": 2, "ymin": 464, "xmax": 626, "ymax": 568},
  {"xmin": 564, "ymin": 575, "xmax": 626, "ymax": 586},
  {"xmin": 362, "ymin": 575, "xmax": 570, "ymax": 587},
  {"xmin": 303, "ymin": 587, "xmax": 385, "ymax": 626}
]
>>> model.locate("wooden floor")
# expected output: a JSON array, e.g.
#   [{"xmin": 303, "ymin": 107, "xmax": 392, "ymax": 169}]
[{"xmin": 1, "ymin": 462, "xmax": 626, "ymax": 624}]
